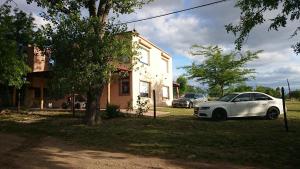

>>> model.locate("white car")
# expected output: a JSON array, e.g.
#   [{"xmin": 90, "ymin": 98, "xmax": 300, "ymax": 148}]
[{"xmin": 194, "ymin": 92, "xmax": 283, "ymax": 120}]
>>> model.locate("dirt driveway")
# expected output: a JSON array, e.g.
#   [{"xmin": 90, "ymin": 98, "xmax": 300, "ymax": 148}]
[{"xmin": 0, "ymin": 133, "xmax": 258, "ymax": 169}]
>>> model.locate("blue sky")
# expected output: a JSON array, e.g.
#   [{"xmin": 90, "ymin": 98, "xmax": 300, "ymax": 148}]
[{"xmin": 7, "ymin": 0, "xmax": 300, "ymax": 90}]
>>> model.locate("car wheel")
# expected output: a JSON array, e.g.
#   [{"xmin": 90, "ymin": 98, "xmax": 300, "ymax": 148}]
[
  {"xmin": 266, "ymin": 107, "xmax": 279, "ymax": 120},
  {"xmin": 188, "ymin": 102, "xmax": 193, "ymax": 109},
  {"xmin": 212, "ymin": 108, "xmax": 227, "ymax": 121}
]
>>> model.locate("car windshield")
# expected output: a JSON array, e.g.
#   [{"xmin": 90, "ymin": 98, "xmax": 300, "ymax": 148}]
[
  {"xmin": 183, "ymin": 94, "xmax": 194, "ymax": 98},
  {"xmin": 218, "ymin": 94, "xmax": 239, "ymax": 102}
]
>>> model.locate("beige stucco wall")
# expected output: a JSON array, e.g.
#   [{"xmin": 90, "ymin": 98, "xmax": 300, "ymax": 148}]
[
  {"xmin": 27, "ymin": 46, "xmax": 50, "ymax": 72},
  {"xmin": 98, "ymin": 34, "xmax": 173, "ymax": 109},
  {"xmin": 99, "ymin": 73, "xmax": 132, "ymax": 109},
  {"xmin": 131, "ymin": 35, "xmax": 173, "ymax": 108}
]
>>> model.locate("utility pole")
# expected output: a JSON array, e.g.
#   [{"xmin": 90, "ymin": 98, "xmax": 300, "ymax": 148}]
[{"xmin": 287, "ymin": 79, "xmax": 291, "ymax": 99}]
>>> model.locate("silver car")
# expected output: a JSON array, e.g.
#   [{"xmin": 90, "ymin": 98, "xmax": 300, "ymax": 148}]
[{"xmin": 172, "ymin": 93, "xmax": 207, "ymax": 108}]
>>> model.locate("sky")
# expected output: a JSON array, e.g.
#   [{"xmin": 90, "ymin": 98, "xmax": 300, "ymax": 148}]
[{"xmin": 5, "ymin": 0, "xmax": 300, "ymax": 90}]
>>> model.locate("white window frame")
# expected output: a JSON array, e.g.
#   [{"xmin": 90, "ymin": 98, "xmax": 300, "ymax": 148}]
[
  {"xmin": 139, "ymin": 81, "xmax": 150, "ymax": 98},
  {"xmin": 161, "ymin": 57, "xmax": 169, "ymax": 73},
  {"xmin": 139, "ymin": 46, "xmax": 150, "ymax": 65},
  {"xmin": 162, "ymin": 86, "xmax": 169, "ymax": 99}
]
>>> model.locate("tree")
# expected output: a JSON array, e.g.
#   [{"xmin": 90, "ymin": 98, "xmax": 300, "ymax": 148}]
[
  {"xmin": 255, "ymin": 86, "xmax": 281, "ymax": 97},
  {"xmin": 176, "ymin": 75, "xmax": 187, "ymax": 95},
  {"xmin": 186, "ymin": 85, "xmax": 206, "ymax": 94},
  {"xmin": 290, "ymin": 90, "xmax": 300, "ymax": 100},
  {"xmin": 27, "ymin": 0, "xmax": 152, "ymax": 125},
  {"xmin": 183, "ymin": 45, "xmax": 260, "ymax": 97},
  {"xmin": 0, "ymin": 2, "xmax": 33, "ymax": 89},
  {"xmin": 226, "ymin": 0, "xmax": 300, "ymax": 54},
  {"xmin": 232, "ymin": 84, "xmax": 253, "ymax": 92}
]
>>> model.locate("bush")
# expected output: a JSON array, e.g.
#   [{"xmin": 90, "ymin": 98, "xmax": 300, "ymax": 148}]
[
  {"xmin": 105, "ymin": 104, "xmax": 121, "ymax": 119},
  {"xmin": 136, "ymin": 96, "xmax": 150, "ymax": 116}
]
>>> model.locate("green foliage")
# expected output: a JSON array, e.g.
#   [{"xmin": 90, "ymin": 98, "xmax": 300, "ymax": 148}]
[
  {"xmin": 0, "ymin": 3, "xmax": 33, "ymax": 88},
  {"xmin": 105, "ymin": 104, "xmax": 121, "ymax": 119},
  {"xmin": 37, "ymin": 15, "xmax": 135, "ymax": 94},
  {"xmin": 229, "ymin": 84, "xmax": 253, "ymax": 93},
  {"xmin": 27, "ymin": 0, "xmax": 153, "ymax": 125},
  {"xmin": 176, "ymin": 75, "xmax": 187, "ymax": 95},
  {"xmin": 186, "ymin": 85, "xmax": 206, "ymax": 94},
  {"xmin": 255, "ymin": 86, "xmax": 281, "ymax": 97},
  {"xmin": 136, "ymin": 96, "xmax": 149, "ymax": 116},
  {"xmin": 226, "ymin": 0, "xmax": 300, "ymax": 54},
  {"xmin": 290, "ymin": 90, "xmax": 300, "ymax": 100},
  {"xmin": 208, "ymin": 85, "xmax": 222, "ymax": 97},
  {"xmin": 183, "ymin": 45, "xmax": 260, "ymax": 97}
]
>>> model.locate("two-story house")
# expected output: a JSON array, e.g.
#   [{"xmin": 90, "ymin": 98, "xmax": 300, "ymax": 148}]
[
  {"xmin": 100, "ymin": 34, "xmax": 173, "ymax": 109},
  {"xmin": 0, "ymin": 32, "xmax": 174, "ymax": 109}
]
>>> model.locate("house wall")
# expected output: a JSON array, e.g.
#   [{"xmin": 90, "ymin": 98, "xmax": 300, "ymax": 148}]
[
  {"xmin": 99, "ymin": 73, "xmax": 132, "ymax": 109},
  {"xmin": 131, "ymin": 35, "xmax": 173, "ymax": 108},
  {"xmin": 27, "ymin": 46, "xmax": 50, "ymax": 72},
  {"xmin": 24, "ymin": 77, "xmax": 46, "ymax": 108}
]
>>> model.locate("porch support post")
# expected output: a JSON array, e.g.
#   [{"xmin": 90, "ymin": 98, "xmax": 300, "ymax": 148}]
[
  {"xmin": 40, "ymin": 83, "xmax": 44, "ymax": 110},
  {"xmin": 176, "ymin": 86, "xmax": 179, "ymax": 98},
  {"xmin": 107, "ymin": 73, "xmax": 111, "ymax": 106}
]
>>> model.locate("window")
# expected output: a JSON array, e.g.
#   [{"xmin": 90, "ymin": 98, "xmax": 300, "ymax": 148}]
[
  {"xmin": 139, "ymin": 47, "xmax": 150, "ymax": 65},
  {"xmin": 253, "ymin": 93, "xmax": 272, "ymax": 101},
  {"xmin": 233, "ymin": 93, "xmax": 251, "ymax": 102},
  {"xmin": 162, "ymin": 86, "xmax": 169, "ymax": 99},
  {"xmin": 120, "ymin": 78, "xmax": 130, "ymax": 95},
  {"xmin": 140, "ymin": 81, "xmax": 150, "ymax": 97},
  {"xmin": 161, "ymin": 58, "xmax": 169, "ymax": 73}
]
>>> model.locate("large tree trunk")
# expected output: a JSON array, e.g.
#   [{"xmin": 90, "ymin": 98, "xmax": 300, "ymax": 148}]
[
  {"xmin": 84, "ymin": 0, "xmax": 112, "ymax": 125},
  {"xmin": 220, "ymin": 84, "xmax": 224, "ymax": 96},
  {"xmin": 85, "ymin": 85, "xmax": 104, "ymax": 125}
]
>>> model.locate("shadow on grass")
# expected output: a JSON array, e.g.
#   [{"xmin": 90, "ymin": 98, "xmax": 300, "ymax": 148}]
[{"xmin": 0, "ymin": 110, "xmax": 300, "ymax": 169}]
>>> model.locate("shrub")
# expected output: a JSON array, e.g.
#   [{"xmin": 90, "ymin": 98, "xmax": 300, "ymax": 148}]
[
  {"xmin": 105, "ymin": 104, "xmax": 121, "ymax": 119},
  {"xmin": 136, "ymin": 96, "xmax": 150, "ymax": 116}
]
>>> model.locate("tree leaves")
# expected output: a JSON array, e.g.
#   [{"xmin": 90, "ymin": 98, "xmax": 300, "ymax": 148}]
[
  {"xmin": 183, "ymin": 45, "xmax": 260, "ymax": 96},
  {"xmin": 226, "ymin": 0, "xmax": 300, "ymax": 53},
  {"xmin": 0, "ymin": 3, "xmax": 33, "ymax": 88}
]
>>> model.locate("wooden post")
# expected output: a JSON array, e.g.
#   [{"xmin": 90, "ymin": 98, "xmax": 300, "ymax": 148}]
[
  {"xmin": 281, "ymin": 87, "xmax": 289, "ymax": 132},
  {"xmin": 176, "ymin": 86, "xmax": 179, "ymax": 98},
  {"xmin": 72, "ymin": 88, "xmax": 75, "ymax": 117},
  {"xmin": 40, "ymin": 84, "xmax": 44, "ymax": 110},
  {"xmin": 153, "ymin": 90, "xmax": 156, "ymax": 119}
]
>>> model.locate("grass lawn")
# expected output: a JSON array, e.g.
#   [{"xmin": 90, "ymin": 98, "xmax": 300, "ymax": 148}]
[{"xmin": 1, "ymin": 102, "xmax": 300, "ymax": 169}]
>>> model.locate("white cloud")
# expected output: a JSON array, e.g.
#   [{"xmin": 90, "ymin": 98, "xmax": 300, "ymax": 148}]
[{"xmin": 11, "ymin": 0, "xmax": 300, "ymax": 89}]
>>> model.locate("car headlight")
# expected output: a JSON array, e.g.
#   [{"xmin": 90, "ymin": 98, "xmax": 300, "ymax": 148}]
[{"xmin": 200, "ymin": 106, "xmax": 210, "ymax": 110}]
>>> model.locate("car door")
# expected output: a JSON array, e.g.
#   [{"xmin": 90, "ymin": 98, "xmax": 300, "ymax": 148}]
[
  {"xmin": 229, "ymin": 93, "xmax": 251, "ymax": 117},
  {"xmin": 248, "ymin": 93, "xmax": 271, "ymax": 116}
]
